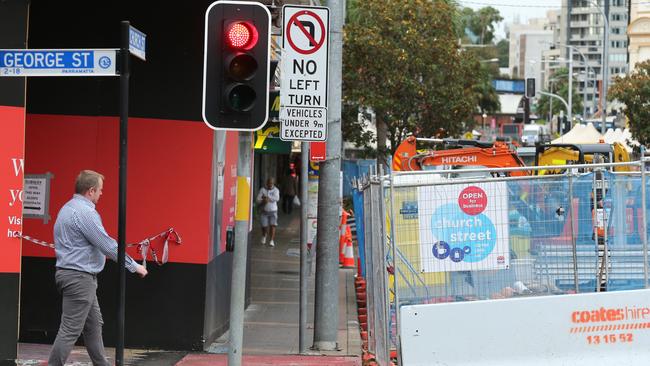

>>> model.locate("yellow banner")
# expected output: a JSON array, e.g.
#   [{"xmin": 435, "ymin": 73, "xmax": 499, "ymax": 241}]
[{"xmin": 235, "ymin": 176, "xmax": 250, "ymax": 221}]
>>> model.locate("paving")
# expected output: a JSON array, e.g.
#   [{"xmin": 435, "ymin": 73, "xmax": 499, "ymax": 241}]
[{"xmin": 16, "ymin": 209, "xmax": 362, "ymax": 365}]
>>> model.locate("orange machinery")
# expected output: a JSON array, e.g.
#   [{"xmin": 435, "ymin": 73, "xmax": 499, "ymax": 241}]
[{"xmin": 391, "ymin": 135, "xmax": 528, "ymax": 176}]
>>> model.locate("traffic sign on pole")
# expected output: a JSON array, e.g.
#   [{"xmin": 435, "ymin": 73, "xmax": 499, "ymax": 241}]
[
  {"xmin": 0, "ymin": 49, "xmax": 118, "ymax": 76},
  {"xmin": 280, "ymin": 5, "xmax": 329, "ymax": 142}
]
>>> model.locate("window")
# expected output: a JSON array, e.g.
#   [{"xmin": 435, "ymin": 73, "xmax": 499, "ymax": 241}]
[{"xmin": 609, "ymin": 54, "xmax": 626, "ymax": 62}]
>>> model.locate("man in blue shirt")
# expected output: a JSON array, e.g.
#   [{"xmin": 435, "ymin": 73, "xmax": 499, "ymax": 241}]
[{"xmin": 48, "ymin": 170, "xmax": 148, "ymax": 366}]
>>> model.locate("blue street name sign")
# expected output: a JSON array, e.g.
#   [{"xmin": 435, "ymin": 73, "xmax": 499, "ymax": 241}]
[
  {"xmin": 129, "ymin": 25, "xmax": 146, "ymax": 61},
  {"xmin": 0, "ymin": 49, "xmax": 118, "ymax": 77}
]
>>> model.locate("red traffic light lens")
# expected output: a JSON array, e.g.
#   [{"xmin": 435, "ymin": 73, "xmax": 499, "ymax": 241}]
[{"xmin": 225, "ymin": 22, "xmax": 258, "ymax": 50}]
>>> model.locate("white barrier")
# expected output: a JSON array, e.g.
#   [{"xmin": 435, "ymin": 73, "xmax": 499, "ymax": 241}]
[{"xmin": 400, "ymin": 289, "xmax": 650, "ymax": 366}]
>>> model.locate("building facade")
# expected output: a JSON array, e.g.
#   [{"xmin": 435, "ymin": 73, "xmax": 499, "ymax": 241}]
[
  {"xmin": 560, "ymin": 0, "xmax": 630, "ymax": 118},
  {"xmin": 628, "ymin": 2, "xmax": 650, "ymax": 70}
]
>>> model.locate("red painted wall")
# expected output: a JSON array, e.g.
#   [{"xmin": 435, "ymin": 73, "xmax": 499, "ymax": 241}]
[
  {"xmin": 22, "ymin": 114, "xmax": 213, "ymax": 265},
  {"xmin": 0, "ymin": 106, "xmax": 25, "ymax": 273}
]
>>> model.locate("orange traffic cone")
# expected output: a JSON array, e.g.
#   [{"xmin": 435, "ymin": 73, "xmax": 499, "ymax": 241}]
[
  {"xmin": 338, "ymin": 209, "xmax": 350, "ymax": 264},
  {"xmin": 342, "ymin": 235, "xmax": 355, "ymax": 268},
  {"xmin": 338, "ymin": 228, "xmax": 346, "ymax": 264}
]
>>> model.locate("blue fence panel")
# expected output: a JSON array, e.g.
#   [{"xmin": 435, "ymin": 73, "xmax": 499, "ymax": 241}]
[{"xmin": 342, "ymin": 159, "xmax": 376, "ymax": 197}]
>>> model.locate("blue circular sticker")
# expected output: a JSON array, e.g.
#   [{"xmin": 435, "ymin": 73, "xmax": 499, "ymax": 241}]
[
  {"xmin": 98, "ymin": 56, "xmax": 112, "ymax": 69},
  {"xmin": 430, "ymin": 203, "xmax": 496, "ymax": 263}
]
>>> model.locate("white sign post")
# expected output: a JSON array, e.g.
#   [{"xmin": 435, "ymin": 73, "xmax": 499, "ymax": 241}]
[{"xmin": 280, "ymin": 5, "xmax": 329, "ymax": 142}]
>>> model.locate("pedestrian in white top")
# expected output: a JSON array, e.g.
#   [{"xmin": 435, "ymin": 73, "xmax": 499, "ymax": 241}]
[{"xmin": 256, "ymin": 177, "xmax": 280, "ymax": 247}]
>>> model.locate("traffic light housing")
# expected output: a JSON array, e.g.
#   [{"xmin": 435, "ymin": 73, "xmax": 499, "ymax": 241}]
[{"xmin": 203, "ymin": 1, "xmax": 271, "ymax": 130}]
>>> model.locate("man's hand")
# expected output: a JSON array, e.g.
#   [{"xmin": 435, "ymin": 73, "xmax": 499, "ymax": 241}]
[{"xmin": 135, "ymin": 264, "xmax": 148, "ymax": 278}]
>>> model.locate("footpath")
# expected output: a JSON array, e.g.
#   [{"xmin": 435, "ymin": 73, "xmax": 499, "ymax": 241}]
[{"xmin": 17, "ymin": 210, "xmax": 362, "ymax": 365}]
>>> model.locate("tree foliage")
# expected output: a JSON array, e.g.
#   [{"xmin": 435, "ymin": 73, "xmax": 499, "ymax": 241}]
[
  {"xmin": 458, "ymin": 6, "xmax": 503, "ymax": 45},
  {"xmin": 343, "ymin": 0, "xmax": 481, "ymax": 159},
  {"xmin": 496, "ymin": 39, "xmax": 509, "ymax": 68},
  {"xmin": 535, "ymin": 68, "xmax": 583, "ymax": 118},
  {"xmin": 609, "ymin": 60, "xmax": 650, "ymax": 145}
]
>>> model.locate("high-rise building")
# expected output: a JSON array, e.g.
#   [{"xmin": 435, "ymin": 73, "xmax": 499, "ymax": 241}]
[
  {"xmin": 560, "ymin": 0, "xmax": 629, "ymax": 117},
  {"xmin": 508, "ymin": 18, "xmax": 553, "ymax": 95},
  {"xmin": 628, "ymin": 2, "xmax": 650, "ymax": 70}
]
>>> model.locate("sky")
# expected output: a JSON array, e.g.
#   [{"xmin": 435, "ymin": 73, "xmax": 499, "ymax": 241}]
[{"xmin": 457, "ymin": 0, "xmax": 562, "ymax": 40}]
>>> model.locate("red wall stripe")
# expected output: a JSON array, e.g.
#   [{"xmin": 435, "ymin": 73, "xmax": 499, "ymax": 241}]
[
  {"xmin": 0, "ymin": 106, "xmax": 25, "ymax": 273},
  {"xmin": 22, "ymin": 114, "xmax": 213, "ymax": 265}
]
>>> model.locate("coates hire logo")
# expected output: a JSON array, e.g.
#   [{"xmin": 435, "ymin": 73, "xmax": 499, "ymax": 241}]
[{"xmin": 571, "ymin": 306, "xmax": 650, "ymax": 323}]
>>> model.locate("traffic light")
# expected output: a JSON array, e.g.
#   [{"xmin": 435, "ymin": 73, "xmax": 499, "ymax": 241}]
[
  {"xmin": 203, "ymin": 1, "xmax": 271, "ymax": 130},
  {"xmin": 526, "ymin": 78, "xmax": 536, "ymax": 98}
]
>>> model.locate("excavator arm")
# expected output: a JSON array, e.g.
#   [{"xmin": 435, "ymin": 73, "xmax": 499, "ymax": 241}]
[{"xmin": 392, "ymin": 135, "xmax": 528, "ymax": 176}]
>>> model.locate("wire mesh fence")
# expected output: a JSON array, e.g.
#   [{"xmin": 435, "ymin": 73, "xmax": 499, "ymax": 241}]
[{"xmin": 355, "ymin": 160, "xmax": 650, "ymax": 366}]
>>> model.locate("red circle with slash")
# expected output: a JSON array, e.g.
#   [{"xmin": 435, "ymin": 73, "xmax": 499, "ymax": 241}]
[{"xmin": 286, "ymin": 10, "xmax": 326, "ymax": 55}]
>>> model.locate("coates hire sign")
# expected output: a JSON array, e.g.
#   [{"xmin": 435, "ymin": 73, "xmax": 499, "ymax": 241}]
[{"xmin": 0, "ymin": 49, "xmax": 118, "ymax": 77}]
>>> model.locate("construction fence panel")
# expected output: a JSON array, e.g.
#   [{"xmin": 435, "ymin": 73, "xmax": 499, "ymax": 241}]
[
  {"xmin": 361, "ymin": 184, "xmax": 376, "ymax": 355},
  {"xmin": 383, "ymin": 161, "xmax": 650, "ymax": 365},
  {"xmin": 359, "ymin": 180, "xmax": 392, "ymax": 366},
  {"xmin": 388, "ymin": 169, "xmax": 650, "ymax": 307}
]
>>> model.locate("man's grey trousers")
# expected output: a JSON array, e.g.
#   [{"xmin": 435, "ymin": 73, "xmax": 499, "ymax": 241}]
[{"xmin": 48, "ymin": 268, "xmax": 110, "ymax": 366}]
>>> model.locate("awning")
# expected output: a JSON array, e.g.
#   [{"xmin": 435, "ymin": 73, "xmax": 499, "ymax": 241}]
[{"xmin": 498, "ymin": 94, "xmax": 524, "ymax": 115}]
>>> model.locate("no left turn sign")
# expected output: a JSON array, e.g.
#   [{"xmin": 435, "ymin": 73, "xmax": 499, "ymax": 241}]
[
  {"xmin": 286, "ymin": 10, "xmax": 326, "ymax": 55},
  {"xmin": 280, "ymin": 5, "xmax": 329, "ymax": 142}
]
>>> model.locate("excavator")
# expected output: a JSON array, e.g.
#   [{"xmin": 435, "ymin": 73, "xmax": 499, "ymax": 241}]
[
  {"xmin": 535, "ymin": 142, "xmax": 631, "ymax": 174},
  {"xmin": 391, "ymin": 135, "xmax": 528, "ymax": 176}
]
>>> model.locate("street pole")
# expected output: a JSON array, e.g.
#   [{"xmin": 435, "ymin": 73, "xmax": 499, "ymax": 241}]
[
  {"xmin": 228, "ymin": 133, "xmax": 252, "ymax": 366},
  {"xmin": 539, "ymin": 90, "xmax": 570, "ymax": 119},
  {"xmin": 586, "ymin": 0, "xmax": 609, "ymax": 133},
  {"xmin": 313, "ymin": 0, "xmax": 343, "ymax": 351},
  {"xmin": 299, "ymin": 141, "xmax": 308, "ymax": 353},
  {"xmin": 481, "ymin": 113, "xmax": 486, "ymax": 136},
  {"xmin": 568, "ymin": 47, "xmax": 573, "ymax": 128},
  {"xmin": 583, "ymin": 72, "xmax": 588, "ymax": 120},
  {"xmin": 116, "ymin": 20, "xmax": 130, "ymax": 366},
  {"xmin": 549, "ymin": 81, "xmax": 553, "ymax": 131},
  {"xmin": 601, "ymin": 5, "xmax": 609, "ymax": 133}
]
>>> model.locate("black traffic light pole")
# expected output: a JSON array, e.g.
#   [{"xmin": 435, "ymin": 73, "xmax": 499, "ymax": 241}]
[
  {"xmin": 202, "ymin": 3, "xmax": 271, "ymax": 366},
  {"xmin": 116, "ymin": 20, "xmax": 130, "ymax": 366}
]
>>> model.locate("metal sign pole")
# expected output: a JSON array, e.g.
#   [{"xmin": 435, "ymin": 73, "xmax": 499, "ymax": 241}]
[
  {"xmin": 116, "ymin": 20, "xmax": 130, "ymax": 366},
  {"xmin": 299, "ymin": 141, "xmax": 309, "ymax": 353},
  {"xmin": 228, "ymin": 132, "xmax": 253, "ymax": 366}
]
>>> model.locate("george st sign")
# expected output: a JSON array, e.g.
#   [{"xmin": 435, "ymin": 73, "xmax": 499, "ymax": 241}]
[{"xmin": 280, "ymin": 5, "xmax": 329, "ymax": 142}]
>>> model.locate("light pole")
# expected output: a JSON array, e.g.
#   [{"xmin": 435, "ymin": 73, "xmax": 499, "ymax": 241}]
[
  {"xmin": 547, "ymin": 42, "xmax": 598, "ymax": 119},
  {"xmin": 530, "ymin": 58, "xmax": 575, "ymax": 126},
  {"xmin": 482, "ymin": 112, "xmax": 487, "ymax": 138},
  {"xmin": 584, "ymin": 0, "xmax": 609, "ymax": 133}
]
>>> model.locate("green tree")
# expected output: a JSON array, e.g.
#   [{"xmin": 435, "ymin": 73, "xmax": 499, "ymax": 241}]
[
  {"xmin": 535, "ymin": 68, "xmax": 582, "ymax": 118},
  {"xmin": 458, "ymin": 6, "xmax": 503, "ymax": 45},
  {"xmin": 343, "ymin": 0, "xmax": 481, "ymax": 165},
  {"xmin": 496, "ymin": 39, "xmax": 509, "ymax": 68},
  {"xmin": 474, "ymin": 72, "xmax": 501, "ymax": 114},
  {"xmin": 609, "ymin": 60, "xmax": 650, "ymax": 145}
]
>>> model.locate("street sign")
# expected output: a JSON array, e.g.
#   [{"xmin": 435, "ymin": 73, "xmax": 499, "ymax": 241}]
[
  {"xmin": 280, "ymin": 5, "xmax": 329, "ymax": 142},
  {"xmin": 0, "ymin": 49, "xmax": 118, "ymax": 76},
  {"xmin": 128, "ymin": 25, "xmax": 147, "ymax": 61}
]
